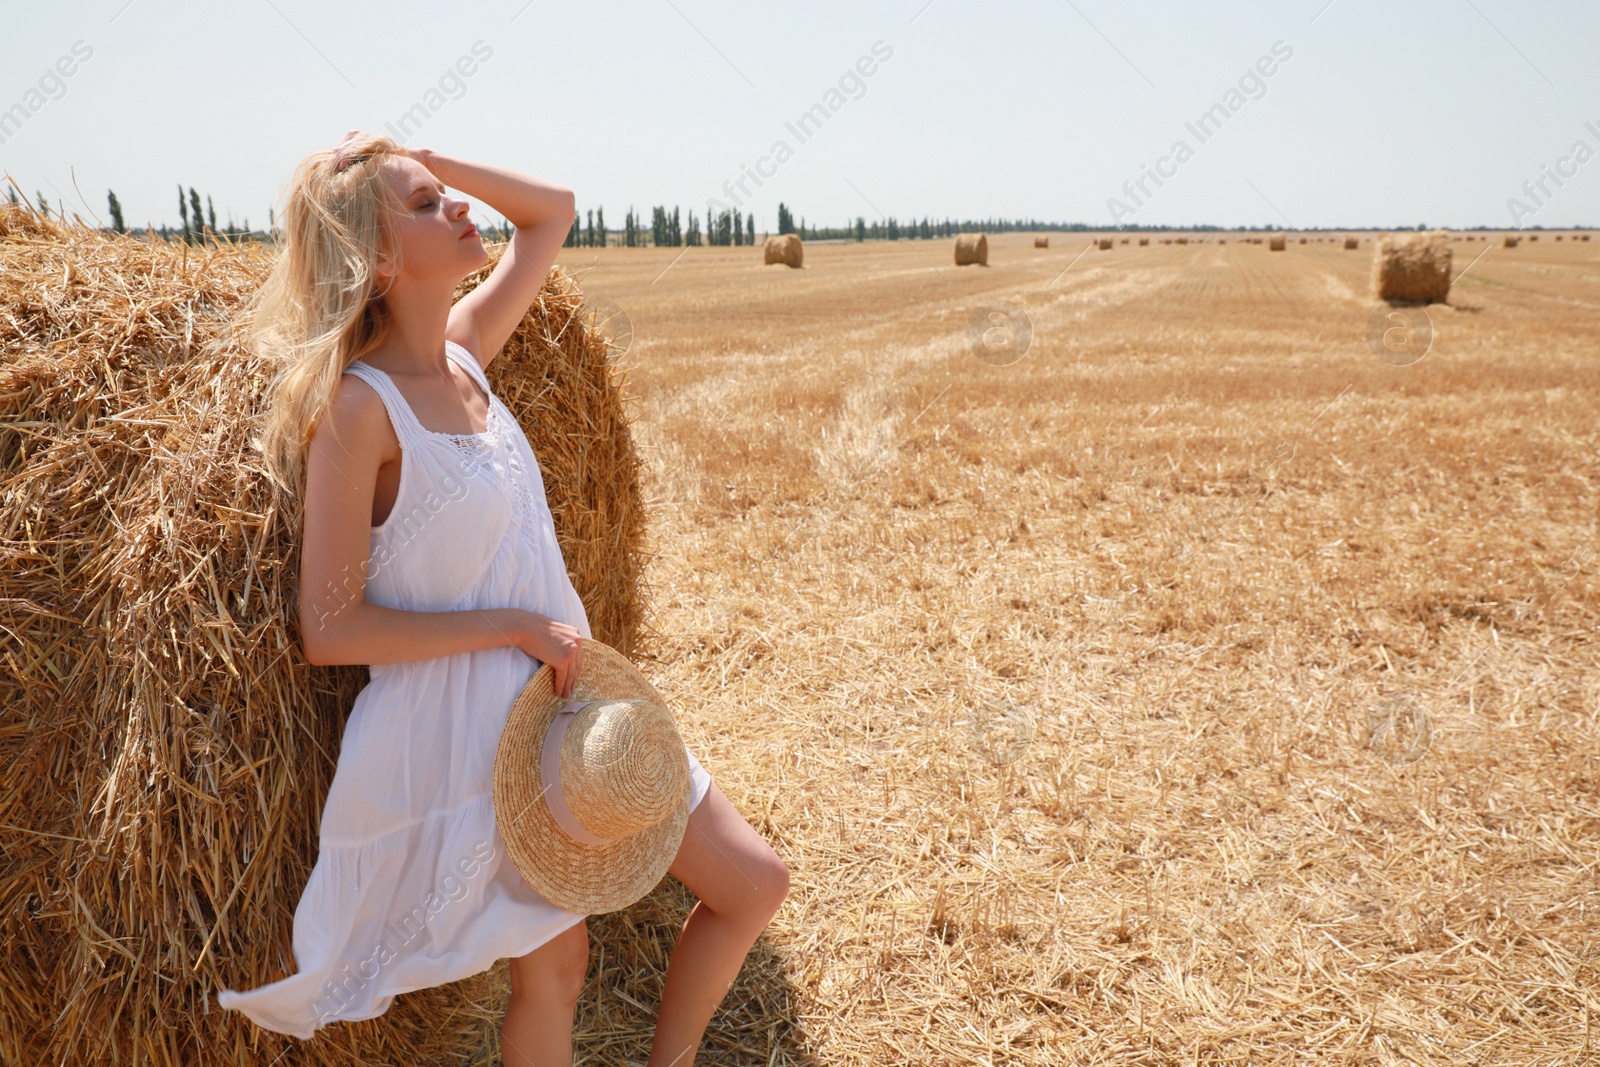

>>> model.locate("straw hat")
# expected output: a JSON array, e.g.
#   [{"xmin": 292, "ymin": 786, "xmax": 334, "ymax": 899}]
[{"xmin": 492, "ymin": 638, "xmax": 692, "ymax": 915}]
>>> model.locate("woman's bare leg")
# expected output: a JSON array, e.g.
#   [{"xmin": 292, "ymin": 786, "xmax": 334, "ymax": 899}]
[
  {"xmin": 646, "ymin": 782, "xmax": 790, "ymax": 1067},
  {"xmin": 502, "ymin": 917, "xmax": 590, "ymax": 1067}
]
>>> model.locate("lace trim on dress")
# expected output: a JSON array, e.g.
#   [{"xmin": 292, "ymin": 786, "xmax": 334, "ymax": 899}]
[{"xmin": 431, "ymin": 402, "xmax": 549, "ymax": 559}]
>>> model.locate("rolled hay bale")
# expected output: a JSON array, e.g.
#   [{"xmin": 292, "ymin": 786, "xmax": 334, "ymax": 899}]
[
  {"xmin": 1584, "ymin": 234, "xmax": 1592, "ymax": 241},
  {"xmin": 1097, "ymin": 238, "xmax": 1113, "ymax": 250},
  {"xmin": 1503, "ymin": 234, "xmax": 1520, "ymax": 248},
  {"xmin": 1269, "ymin": 235, "xmax": 1287, "ymax": 251},
  {"xmin": 1555, "ymin": 234, "xmax": 1564, "ymax": 241},
  {"xmin": 953, "ymin": 232, "xmax": 987, "ymax": 266},
  {"xmin": 1298, "ymin": 237, "xmax": 1308, "ymax": 244},
  {"xmin": 0, "ymin": 204, "xmax": 652, "ymax": 1066},
  {"xmin": 1138, "ymin": 237, "xmax": 1150, "ymax": 246},
  {"xmin": 1176, "ymin": 236, "xmax": 1189, "ymax": 245},
  {"xmin": 1120, "ymin": 238, "xmax": 1129, "ymax": 245},
  {"xmin": 763, "ymin": 232, "xmax": 803, "ymax": 268},
  {"xmin": 1033, "ymin": 235, "xmax": 1048, "ymax": 248},
  {"xmin": 1344, "ymin": 237, "xmax": 1360, "ymax": 250},
  {"xmin": 1372, "ymin": 229, "xmax": 1453, "ymax": 304},
  {"xmin": 1529, "ymin": 234, "xmax": 1539, "ymax": 241}
]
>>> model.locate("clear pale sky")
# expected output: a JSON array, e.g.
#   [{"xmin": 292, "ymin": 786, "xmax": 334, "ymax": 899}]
[{"xmin": 3, "ymin": 0, "xmax": 1597, "ymax": 233}]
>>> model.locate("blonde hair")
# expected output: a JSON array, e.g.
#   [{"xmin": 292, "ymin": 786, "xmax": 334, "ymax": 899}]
[{"xmin": 248, "ymin": 133, "xmax": 410, "ymax": 497}]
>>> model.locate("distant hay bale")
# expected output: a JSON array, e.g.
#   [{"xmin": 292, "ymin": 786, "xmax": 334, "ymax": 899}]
[
  {"xmin": 1584, "ymin": 234, "xmax": 1592, "ymax": 241},
  {"xmin": 1298, "ymin": 237, "xmax": 1307, "ymax": 244},
  {"xmin": 1218, "ymin": 238, "xmax": 1227, "ymax": 244},
  {"xmin": 953, "ymin": 232, "xmax": 987, "ymax": 266},
  {"xmin": 1503, "ymin": 235, "xmax": 1520, "ymax": 248},
  {"xmin": 1176, "ymin": 236, "xmax": 1189, "ymax": 245},
  {"xmin": 1138, "ymin": 237, "xmax": 1149, "ymax": 246},
  {"xmin": 1120, "ymin": 238, "xmax": 1129, "ymax": 245},
  {"xmin": 1372, "ymin": 229, "xmax": 1453, "ymax": 304},
  {"xmin": 764, "ymin": 232, "xmax": 803, "ymax": 268},
  {"xmin": 1097, "ymin": 238, "xmax": 1113, "ymax": 250},
  {"xmin": 1269, "ymin": 235, "xmax": 1287, "ymax": 251},
  {"xmin": 1528, "ymin": 234, "xmax": 1539, "ymax": 241},
  {"xmin": 1344, "ymin": 237, "xmax": 1359, "ymax": 250},
  {"xmin": 1555, "ymin": 234, "xmax": 1564, "ymax": 241},
  {"xmin": 0, "ymin": 204, "xmax": 652, "ymax": 1066},
  {"xmin": 1034, "ymin": 236, "xmax": 1049, "ymax": 248}
]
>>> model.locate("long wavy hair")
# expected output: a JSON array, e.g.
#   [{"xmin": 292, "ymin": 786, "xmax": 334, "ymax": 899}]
[{"xmin": 248, "ymin": 133, "xmax": 410, "ymax": 498}]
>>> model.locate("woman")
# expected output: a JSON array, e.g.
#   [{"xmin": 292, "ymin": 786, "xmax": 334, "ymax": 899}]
[{"xmin": 219, "ymin": 131, "xmax": 789, "ymax": 1067}]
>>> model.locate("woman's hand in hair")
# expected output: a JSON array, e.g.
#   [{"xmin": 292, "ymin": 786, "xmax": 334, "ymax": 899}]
[
  {"xmin": 403, "ymin": 145, "xmax": 438, "ymax": 173},
  {"xmin": 330, "ymin": 128, "xmax": 370, "ymax": 167}
]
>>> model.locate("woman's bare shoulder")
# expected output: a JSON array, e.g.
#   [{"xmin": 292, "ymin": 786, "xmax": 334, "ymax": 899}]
[{"xmin": 316, "ymin": 370, "xmax": 400, "ymax": 465}]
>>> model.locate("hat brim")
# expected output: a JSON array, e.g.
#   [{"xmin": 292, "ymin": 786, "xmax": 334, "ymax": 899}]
[{"xmin": 492, "ymin": 638, "xmax": 690, "ymax": 915}]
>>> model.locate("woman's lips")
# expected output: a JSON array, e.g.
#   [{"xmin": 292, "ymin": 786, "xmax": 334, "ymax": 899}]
[{"xmin": 460, "ymin": 226, "xmax": 478, "ymax": 240}]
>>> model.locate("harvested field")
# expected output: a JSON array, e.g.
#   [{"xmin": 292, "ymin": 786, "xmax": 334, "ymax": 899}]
[
  {"xmin": 7, "ymin": 223, "xmax": 1598, "ymax": 1065},
  {"xmin": 556, "ymin": 231, "xmax": 1600, "ymax": 1065}
]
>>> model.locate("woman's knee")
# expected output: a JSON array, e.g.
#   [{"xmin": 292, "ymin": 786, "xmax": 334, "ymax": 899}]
[
  {"xmin": 721, "ymin": 852, "xmax": 790, "ymax": 931},
  {"xmin": 508, "ymin": 918, "xmax": 589, "ymax": 1003}
]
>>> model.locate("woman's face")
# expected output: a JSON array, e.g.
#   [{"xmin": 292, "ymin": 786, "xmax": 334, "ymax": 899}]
[{"xmin": 377, "ymin": 155, "xmax": 486, "ymax": 288}]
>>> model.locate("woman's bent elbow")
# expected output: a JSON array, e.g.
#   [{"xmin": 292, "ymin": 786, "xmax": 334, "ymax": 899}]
[{"xmin": 299, "ymin": 622, "xmax": 339, "ymax": 666}]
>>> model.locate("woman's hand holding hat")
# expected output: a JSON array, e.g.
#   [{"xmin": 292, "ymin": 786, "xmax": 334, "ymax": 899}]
[{"xmin": 509, "ymin": 611, "xmax": 584, "ymax": 699}]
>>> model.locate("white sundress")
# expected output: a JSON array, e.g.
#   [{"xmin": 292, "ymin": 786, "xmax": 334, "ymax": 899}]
[{"xmin": 216, "ymin": 339, "xmax": 712, "ymax": 1040}]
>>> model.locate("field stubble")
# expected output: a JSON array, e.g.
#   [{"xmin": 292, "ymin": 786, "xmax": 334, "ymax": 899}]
[{"xmin": 566, "ymin": 233, "xmax": 1598, "ymax": 1063}]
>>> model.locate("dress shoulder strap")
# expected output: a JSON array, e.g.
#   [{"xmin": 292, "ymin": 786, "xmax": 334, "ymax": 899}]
[
  {"xmin": 443, "ymin": 340, "xmax": 493, "ymax": 397},
  {"xmin": 342, "ymin": 360, "xmax": 425, "ymax": 447}
]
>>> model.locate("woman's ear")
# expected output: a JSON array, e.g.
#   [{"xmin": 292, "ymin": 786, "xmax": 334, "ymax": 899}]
[{"xmin": 374, "ymin": 247, "xmax": 394, "ymax": 286}]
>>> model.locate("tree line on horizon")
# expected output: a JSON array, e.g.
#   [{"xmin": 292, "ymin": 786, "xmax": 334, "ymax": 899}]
[{"xmin": 11, "ymin": 187, "xmax": 1576, "ymax": 242}]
